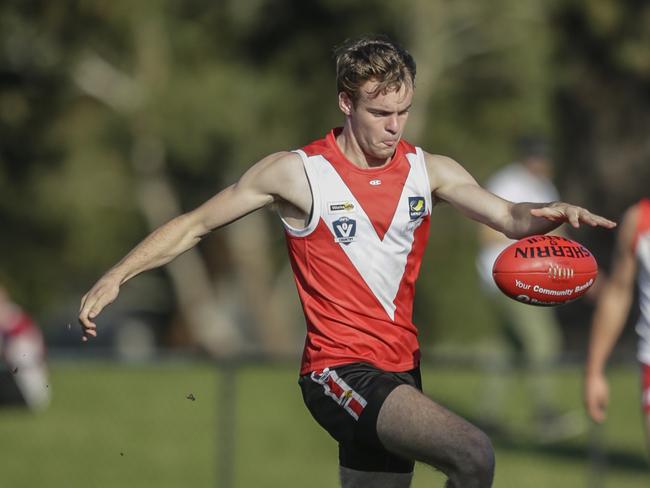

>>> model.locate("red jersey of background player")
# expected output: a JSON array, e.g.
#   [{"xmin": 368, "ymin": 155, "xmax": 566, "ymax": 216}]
[
  {"xmin": 635, "ymin": 198, "xmax": 650, "ymax": 368},
  {"xmin": 0, "ymin": 290, "xmax": 50, "ymax": 411},
  {"xmin": 283, "ymin": 128, "xmax": 432, "ymax": 374}
]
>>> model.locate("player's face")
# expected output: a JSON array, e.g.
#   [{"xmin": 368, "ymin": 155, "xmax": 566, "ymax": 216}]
[{"xmin": 340, "ymin": 79, "xmax": 413, "ymax": 165}]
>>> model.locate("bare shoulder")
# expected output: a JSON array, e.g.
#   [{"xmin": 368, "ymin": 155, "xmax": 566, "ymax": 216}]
[
  {"xmin": 265, "ymin": 151, "xmax": 308, "ymax": 192},
  {"xmin": 241, "ymin": 151, "xmax": 304, "ymax": 192},
  {"xmin": 253, "ymin": 151, "xmax": 303, "ymax": 178},
  {"xmin": 246, "ymin": 150, "xmax": 311, "ymax": 215},
  {"xmin": 423, "ymin": 151, "xmax": 459, "ymax": 168},
  {"xmin": 422, "ymin": 151, "xmax": 478, "ymax": 194}
]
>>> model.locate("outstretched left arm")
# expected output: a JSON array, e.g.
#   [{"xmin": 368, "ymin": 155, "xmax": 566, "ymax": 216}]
[{"xmin": 425, "ymin": 153, "xmax": 616, "ymax": 238}]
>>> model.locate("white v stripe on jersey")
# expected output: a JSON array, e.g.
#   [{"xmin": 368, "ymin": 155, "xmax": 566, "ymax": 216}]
[
  {"xmin": 288, "ymin": 148, "xmax": 432, "ymax": 321},
  {"xmin": 315, "ymin": 156, "xmax": 426, "ymax": 320}
]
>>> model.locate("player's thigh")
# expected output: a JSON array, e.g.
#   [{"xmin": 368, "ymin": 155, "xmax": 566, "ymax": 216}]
[{"xmin": 376, "ymin": 384, "xmax": 493, "ymax": 471}]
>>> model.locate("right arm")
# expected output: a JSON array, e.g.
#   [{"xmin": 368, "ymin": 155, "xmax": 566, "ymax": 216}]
[
  {"xmin": 425, "ymin": 153, "xmax": 615, "ymax": 238},
  {"xmin": 584, "ymin": 205, "xmax": 639, "ymax": 422},
  {"xmin": 78, "ymin": 151, "xmax": 307, "ymax": 340}
]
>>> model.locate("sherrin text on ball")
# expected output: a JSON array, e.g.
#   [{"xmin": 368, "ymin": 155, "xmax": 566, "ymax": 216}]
[{"xmin": 492, "ymin": 234, "xmax": 598, "ymax": 306}]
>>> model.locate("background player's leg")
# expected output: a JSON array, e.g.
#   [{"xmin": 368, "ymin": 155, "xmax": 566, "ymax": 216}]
[
  {"xmin": 642, "ymin": 364, "xmax": 650, "ymax": 458},
  {"xmin": 339, "ymin": 466, "xmax": 413, "ymax": 488},
  {"xmin": 644, "ymin": 414, "xmax": 650, "ymax": 458},
  {"xmin": 376, "ymin": 385, "xmax": 495, "ymax": 488},
  {"xmin": 503, "ymin": 298, "xmax": 562, "ymax": 416}
]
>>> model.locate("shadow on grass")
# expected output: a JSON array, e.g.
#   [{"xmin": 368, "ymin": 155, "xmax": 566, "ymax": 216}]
[{"xmin": 449, "ymin": 405, "xmax": 649, "ymax": 473}]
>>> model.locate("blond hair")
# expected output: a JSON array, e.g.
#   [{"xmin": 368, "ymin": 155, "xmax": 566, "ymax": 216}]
[{"xmin": 335, "ymin": 35, "xmax": 416, "ymax": 103}]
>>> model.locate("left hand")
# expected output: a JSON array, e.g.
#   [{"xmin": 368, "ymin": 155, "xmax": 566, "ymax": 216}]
[
  {"xmin": 530, "ymin": 202, "xmax": 617, "ymax": 229},
  {"xmin": 584, "ymin": 372, "xmax": 610, "ymax": 423}
]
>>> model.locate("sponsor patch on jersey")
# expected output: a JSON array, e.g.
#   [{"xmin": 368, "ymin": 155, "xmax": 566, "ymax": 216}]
[
  {"xmin": 328, "ymin": 201, "xmax": 355, "ymax": 214},
  {"xmin": 408, "ymin": 196, "xmax": 426, "ymax": 220},
  {"xmin": 332, "ymin": 216, "xmax": 357, "ymax": 245}
]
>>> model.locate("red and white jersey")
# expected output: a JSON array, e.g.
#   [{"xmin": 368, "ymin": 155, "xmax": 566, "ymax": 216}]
[
  {"xmin": 634, "ymin": 198, "xmax": 650, "ymax": 364},
  {"xmin": 0, "ymin": 305, "xmax": 50, "ymax": 411},
  {"xmin": 284, "ymin": 129, "xmax": 432, "ymax": 375}
]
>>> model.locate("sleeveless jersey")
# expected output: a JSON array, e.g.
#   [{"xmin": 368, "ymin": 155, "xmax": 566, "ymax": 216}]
[
  {"xmin": 283, "ymin": 129, "xmax": 432, "ymax": 375},
  {"xmin": 634, "ymin": 198, "xmax": 650, "ymax": 364}
]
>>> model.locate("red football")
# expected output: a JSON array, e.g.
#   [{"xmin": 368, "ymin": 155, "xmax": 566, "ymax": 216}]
[{"xmin": 492, "ymin": 234, "xmax": 598, "ymax": 306}]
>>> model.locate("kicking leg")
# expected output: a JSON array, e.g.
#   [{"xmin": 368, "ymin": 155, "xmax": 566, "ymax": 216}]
[{"xmin": 376, "ymin": 385, "xmax": 495, "ymax": 488}]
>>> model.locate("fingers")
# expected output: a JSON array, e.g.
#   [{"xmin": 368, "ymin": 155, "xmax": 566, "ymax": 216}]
[
  {"xmin": 78, "ymin": 297, "xmax": 99, "ymax": 342},
  {"xmin": 587, "ymin": 398, "xmax": 607, "ymax": 423},
  {"xmin": 567, "ymin": 206, "xmax": 581, "ymax": 228},
  {"xmin": 530, "ymin": 206, "xmax": 564, "ymax": 221},
  {"xmin": 530, "ymin": 204, "xmax": 617, "ymax": 229},
  {"xmin": 570, "ymin": 207, "xmax": 617, "ymax": 229},
  {"xmin": 587, "ymin": 213, "xmax": 617, "ymax": 229},
  {"xmin": 585, "ymin": 376, "xmax": 609, "ymax": 423},
  {"xmin": 78, "ymin": 279, "xmax": 119, "ymax": 342}
]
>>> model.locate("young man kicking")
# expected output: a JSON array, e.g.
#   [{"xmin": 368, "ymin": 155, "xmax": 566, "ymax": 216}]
[{"xmin": 79, "ymin": 36, "xmax": 616, "ymax": 487}]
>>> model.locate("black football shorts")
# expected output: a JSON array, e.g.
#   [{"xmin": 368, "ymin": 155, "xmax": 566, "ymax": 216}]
[{"xmin": 298, "ymin": 362, "xmax": 422, "ymax": 473}]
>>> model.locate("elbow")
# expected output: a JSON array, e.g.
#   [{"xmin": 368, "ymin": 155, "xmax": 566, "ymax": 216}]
[{"xmin": 172, "ymin": 212, "xmax": 210, "ymax": 243}]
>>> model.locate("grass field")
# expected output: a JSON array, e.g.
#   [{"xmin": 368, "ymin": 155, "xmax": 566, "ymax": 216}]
[{"xmin": 0, "ymin": 360, "xmax": 647, "ymax": 487}]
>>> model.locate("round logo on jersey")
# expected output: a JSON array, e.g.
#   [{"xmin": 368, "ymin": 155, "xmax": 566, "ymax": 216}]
[
  {"xmin": 369, "ymin": 179, "xmax": 382, "ymax": 186},
  {"xmin": 333, "ymin": 217, "xmax": 357, "ymax": 245}
]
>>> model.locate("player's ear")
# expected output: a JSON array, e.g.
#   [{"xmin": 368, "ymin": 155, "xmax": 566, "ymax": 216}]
[{"xmin": 338, "ymin": 92, "xmax": 354, "ymax": 116}]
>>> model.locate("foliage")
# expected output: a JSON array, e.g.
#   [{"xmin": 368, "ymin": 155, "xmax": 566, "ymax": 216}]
[{"xmin": 0, "ymin": 0, "xmax": 647, "ymax": 350}]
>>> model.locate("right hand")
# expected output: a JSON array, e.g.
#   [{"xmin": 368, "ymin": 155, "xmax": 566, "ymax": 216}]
[
  {"xmin": 584, "ymin": 372, "xmax": 610, "ymax": 423},
  {"xmin": 78, "ymin": 274, "xmax": 121, "ymax": 342}
]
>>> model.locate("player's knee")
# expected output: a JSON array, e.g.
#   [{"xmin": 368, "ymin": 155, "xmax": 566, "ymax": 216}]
[
  {"xmin": 438, "ymin": 428, "xmax": 494, "ymax": 487},
  {"xmin": 456, "ymin": 429, "xmax": 495, "ymax": 485}
]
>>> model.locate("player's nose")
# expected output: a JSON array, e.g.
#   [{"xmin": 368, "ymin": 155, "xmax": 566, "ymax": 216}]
[{"xmin": 386, "ymin": 114, "xmax": 399, "ymax": 134}]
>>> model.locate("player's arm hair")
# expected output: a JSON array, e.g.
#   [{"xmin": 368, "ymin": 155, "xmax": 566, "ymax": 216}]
[
  {"xmin": 106, "ymin": 151, "xmax": 295, "ymax": 285},
  {"xmin": 585, "ymin": 205, "xmax": 639, "ymax": 377},
  {"xmin": 426, "ymin": 153, "xmax": 615, "ymax": 238},
  {"xmin": 425, "ymin": 153, "xmax": 544, "ymax": 238}
]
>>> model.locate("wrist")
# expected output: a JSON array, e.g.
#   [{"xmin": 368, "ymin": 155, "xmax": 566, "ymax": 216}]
[
  {"xmin": 585, "ymin": 366, "xmax": 605, "ymax": 378},
  {"xmin": 105, "ymin": 268, "xmax": 128, "ymax": 286}
]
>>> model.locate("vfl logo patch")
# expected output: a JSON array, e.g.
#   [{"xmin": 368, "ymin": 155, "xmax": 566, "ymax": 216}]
[
  {"xmin": 333, "ymin": 217, "xmax": 357, "ymax": 245},
  {"xmin": 328, "ymin": 201, "xmax": 355, "ymax": 214},
  {"xmin": 408, "ymin": 196, "xmax": 426, "ymax": 220}
]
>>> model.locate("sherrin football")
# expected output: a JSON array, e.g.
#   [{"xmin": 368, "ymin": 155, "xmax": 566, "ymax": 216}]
[{"xmin": 492, "ymin": 235, "xmax": 598, "ymax": 306}]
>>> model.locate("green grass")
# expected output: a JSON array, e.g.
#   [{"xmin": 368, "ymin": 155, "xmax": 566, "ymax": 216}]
[
  {"xmin": 0, "ymin": 362, "xmax": 217, "ymax": 488},
  {"xmin": 0, "ymin": 361, "xmax": 647, "ymax": 487}
]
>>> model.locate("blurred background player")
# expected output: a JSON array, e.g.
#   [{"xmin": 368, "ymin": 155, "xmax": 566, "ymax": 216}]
[
  {"xmin": 475, "ymin": 135, "xmax": 583, "ymax": 441},
  {"xmin": 0, "ymin": 281, "xmax": 50, "ymax": 412},
  {"xmin": 584, "ymin": 198, "xmax": 650, "ymax": 454}
]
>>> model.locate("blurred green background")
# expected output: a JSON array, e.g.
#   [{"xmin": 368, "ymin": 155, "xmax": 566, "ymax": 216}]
[
  {"xmin": 1, "ymin": 0, "xmax": 649, "ymax": 486},
  {"xmin": 2, "ymin": 0, "xmax": 649, "ymax": 346}
]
